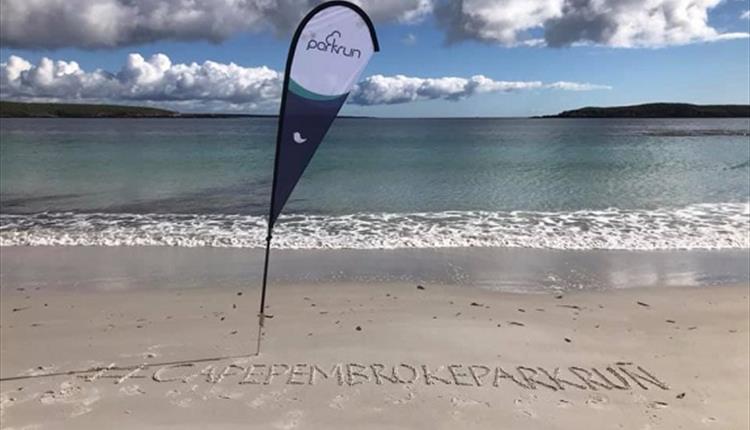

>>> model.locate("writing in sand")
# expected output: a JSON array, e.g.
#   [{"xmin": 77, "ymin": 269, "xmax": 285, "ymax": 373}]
[{"xmin": 80, "ymin": 361, "xmax": 668, "ymax": 392}]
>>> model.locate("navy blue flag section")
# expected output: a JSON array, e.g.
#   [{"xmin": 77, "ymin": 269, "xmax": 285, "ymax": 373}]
[{"xmin": 255, "ymin": 1, "xmax": 379, "ymax": 354}]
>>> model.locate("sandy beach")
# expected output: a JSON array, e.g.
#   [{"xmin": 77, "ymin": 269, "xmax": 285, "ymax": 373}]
[
  {"xmin": 1, "ymin": 247, "xmax": 748, "ymax": 429},
  {"xmin": 1, "ymin": 2, "xmax": 748, "ymax": 427}
]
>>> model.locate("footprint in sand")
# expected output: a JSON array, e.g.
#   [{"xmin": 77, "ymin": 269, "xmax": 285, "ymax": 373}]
[
  {"xmin": 38, "ymin": 381, "xmax": 80, "ymax": 405},
  {"xmin": 0, "ymin": 391, "xmax": 19, "ymax": 420},
  {"xmin": 273, "ymin": 410, "xmax": 303, "ymax": 430},
  {"xmin": 386, "ymin": 386, "xmax": 416, "ymax": 405},
  {"xmin": 22, "ymin": 364, "xmax": 58, "ymax": 377},
  {"xmin": 202, "ymin": 385, "xmax": 244, "ymax": 401},
  {"xmin": 70, "ymin": 396, "xmax": 100, "ymax": 418},
  {"xmin": 217, "ymin": 392, "xmax": 244, "ymax": 400},
  {"xmin": 165, "ymin": 388, "xmax": 199, "ymax": 408},
  {"xmin": 450, "ymin": 396, "xmax": 490, "ymax": 408},
  {"xmin": 585, "ymin": 394, "xmax": 609, "ymax": 409},
  {"xmin": 119, "ymin": 385, "xmax": 146, "ymax": 396},
  {"xmin": 2, "ymin": 389, "xmax": 42, "ymax": 420},
  {"xmin": 170, "ymin": 397, "xmax": 193, "ymax": 408},
  {"xmin": 513, "ymin": 396, "xmax": 538, "ymax": 418},
  {"xmin": 39, "ymin": 381, "xmax": 100, "ymax": 417},
  {"xmin": 248, "ymin": 390, "xmax": 288, "ymax": 409},
  {"xmin": 329, "ymin": 394, "xmax": 347, "ymax": 410}
]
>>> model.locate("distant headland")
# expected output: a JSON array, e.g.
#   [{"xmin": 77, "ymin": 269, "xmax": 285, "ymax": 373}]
[
  {"xmin": 1, "ymin": 101, "xmax": 176, "ymax": 118},
  {"xmin": 0, "ymin": 101, "xmax": 274, "ymax": 118},
  {"xmin": 544, "ymin": 103, "xmax": 750, "ymax": 118},
  {"xmin": 0, "ymin": 101, "xmax": 376, "ymax": 119}
]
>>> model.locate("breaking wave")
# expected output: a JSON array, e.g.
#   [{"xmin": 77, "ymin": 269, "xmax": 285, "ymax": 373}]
[{"xmin": 1, "ymin": 203, "xmax": 748, "ymax": 250}]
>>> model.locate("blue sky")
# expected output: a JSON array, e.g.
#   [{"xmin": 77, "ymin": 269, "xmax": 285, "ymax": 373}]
[{"xmin": 1, "ymin": 0, "xmax": 749, "ymax": 117}]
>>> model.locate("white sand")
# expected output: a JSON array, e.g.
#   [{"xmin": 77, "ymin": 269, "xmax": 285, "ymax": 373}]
[{"xmin": 1, "ymin": 280, "xmax": 748, "ymax": 429}]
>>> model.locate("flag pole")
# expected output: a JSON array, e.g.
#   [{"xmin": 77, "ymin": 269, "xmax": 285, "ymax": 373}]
[
  {"xmin": 253, "ymin": 0, "xmax": 296, "ymax": 356},
  {"xmin": 254, "ymin": 3, "xmax": 295, "ymax": 354},
  {"xmin": 255, "ymin": 233, "xmax": 272, "ymax": 355}
]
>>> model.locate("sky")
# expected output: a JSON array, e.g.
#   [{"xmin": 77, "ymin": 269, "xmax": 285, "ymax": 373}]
[{"xmin": 1, "ymin": 0, "xmax": 749, "ymax": 117}]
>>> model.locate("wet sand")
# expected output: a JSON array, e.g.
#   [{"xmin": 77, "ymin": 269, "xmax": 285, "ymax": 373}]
[{"xmin": 1, "ymin": 246, "xmax": 748, "ymax": 293}]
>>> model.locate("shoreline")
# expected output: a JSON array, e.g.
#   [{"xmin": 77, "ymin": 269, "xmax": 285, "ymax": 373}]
[{"xmin": 1, "ymin": 246, "xmax": 748, "ymax": 293}]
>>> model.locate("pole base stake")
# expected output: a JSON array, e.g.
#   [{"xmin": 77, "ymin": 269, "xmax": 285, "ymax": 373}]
[
  {"xmin": 255, "ymin": 312, "xmax": 264, "ymax": 356},
  {"xmin": 255, "ymin": 230, "xmax": 273, "ymax": 356}
]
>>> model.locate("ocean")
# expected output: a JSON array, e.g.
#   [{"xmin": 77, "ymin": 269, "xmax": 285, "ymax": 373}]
[{"xmin": 1, "ymin": 117, "xmax": 749, "ymax": 250}]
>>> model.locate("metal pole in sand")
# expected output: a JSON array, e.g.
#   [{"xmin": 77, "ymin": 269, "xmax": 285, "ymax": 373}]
[{"xmin": 255, "ymin": 233, "xmax": 272, "ymax": 355}]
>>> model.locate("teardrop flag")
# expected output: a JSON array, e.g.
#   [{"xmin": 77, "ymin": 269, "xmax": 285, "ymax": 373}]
[
  {"xmin": 269, "ymin": 1, "xmax": 380, "ymax": 228},
  {"xmin": 255, "ymin": 1, "xmax": 379, "ymax": 354}
]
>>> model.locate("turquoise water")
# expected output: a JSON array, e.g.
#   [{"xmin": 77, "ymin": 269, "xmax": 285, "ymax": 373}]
[{"xmin": 1, "ymin": 117, "xmax": 748, "ymax": 249}]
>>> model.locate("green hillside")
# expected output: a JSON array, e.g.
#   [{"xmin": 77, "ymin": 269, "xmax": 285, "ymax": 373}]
[
  {"xmin": 550, "ymin": 103, "xmax": 750, "ymax": 118},
  {"xmin": 0, "ymin": 101, "xmax": 177, "ymax": 118}
]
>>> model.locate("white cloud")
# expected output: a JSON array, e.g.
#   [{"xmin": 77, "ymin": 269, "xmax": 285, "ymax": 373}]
[
  {"xmin": 349, "ymin": 74, "xmax": 609, "ymax": 105},
  {"xmin": 0, "ymin": 0, "xmax": 430, "ymax": 49},
  {"xmin": 435, "ymin": 0, "xmax": 749, "ymax": 47},
  {"xmin": 1, "ymin": 53, "xmax": 282, "ymax": 109},
  {"xmin": 545, "ymin": 81, "xmax": 612, "ymax": 91},
  {"xmin": 350, "ymin": 74, "xmax": 543, "ymax": 105},
  {"xmin": 1, "ymin": 53, "xmax": 611, "ymax": 110},
  {"xmin": 435, "ymin": 0, "xmax": 563, "ymax": 45},
  {"xmin": 741, "ymin": 10, "xmax": 750, "ymax": 20},
  {"xmin": 1, "ymin": 0, "xmax": 745, "ymax": 49}
]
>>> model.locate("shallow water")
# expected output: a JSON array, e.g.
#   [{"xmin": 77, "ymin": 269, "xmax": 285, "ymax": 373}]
[{"xmin": 1, "ymin": 117, "xmax": 748, "ymax": 250}]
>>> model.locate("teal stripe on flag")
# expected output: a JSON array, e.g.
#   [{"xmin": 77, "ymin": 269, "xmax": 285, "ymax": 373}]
[{"xmin": 288, "ymin": 79, "xmax": 346, "ymax": 101}]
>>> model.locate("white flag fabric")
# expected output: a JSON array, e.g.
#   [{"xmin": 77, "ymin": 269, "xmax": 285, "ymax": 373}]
[{"xmin": 269, "ymin": 1, "xmax": 379, "ymax": 227}]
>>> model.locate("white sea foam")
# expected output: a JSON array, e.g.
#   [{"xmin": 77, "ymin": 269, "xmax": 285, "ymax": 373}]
[{"xmin": 1, "ymin": 203, "xmax": 748, "ymax": 250}]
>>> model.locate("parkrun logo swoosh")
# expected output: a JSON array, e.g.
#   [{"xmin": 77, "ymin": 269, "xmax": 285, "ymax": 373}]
[
  {"xmin": 293, "ymin": 131, "xmax": 307, "ymax": 144},
  {"xmin": 306, "ymin": 31, "xmax": 362, "ymax": 59}
]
